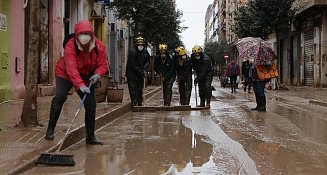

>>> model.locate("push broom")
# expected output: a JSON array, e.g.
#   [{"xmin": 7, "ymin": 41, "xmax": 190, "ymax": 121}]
[{"xmin": 35, "ymin": 81, "xmax": 93, "ymax": 166}]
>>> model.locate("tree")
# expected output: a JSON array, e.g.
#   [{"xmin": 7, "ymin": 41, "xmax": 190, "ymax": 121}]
[
  {"xmin": 19, "ymin": 0, "xmax": 40, "ymax": 127},
  {"xmin": 204, "ymin": 39, "xmax": 230, "ymax": 76},
  {"xmin": 109, "ymin": 0, "xmax": 184, "ymax": 49},
  {"xmin": 233, "ymin": 0, "xmax": 296, "ymax": 40}
]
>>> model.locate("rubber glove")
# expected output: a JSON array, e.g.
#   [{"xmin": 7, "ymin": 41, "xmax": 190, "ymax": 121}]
[
  {"xmin": 89, "ymin": 74, "xmax": 101, "ymax": 84},
  {"xmin": 80, "ymin": 86, "xmax": 90, "ymax": 94}
]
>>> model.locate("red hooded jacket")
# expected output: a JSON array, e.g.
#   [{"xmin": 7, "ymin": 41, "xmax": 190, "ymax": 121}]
[{"xmin": 55, "ymin": 21, "xmax": 108, "ymax": 89}]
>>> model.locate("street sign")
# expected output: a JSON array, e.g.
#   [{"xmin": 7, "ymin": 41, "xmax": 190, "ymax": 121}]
[{"xmin": 224, "ymin": 53, "xmax": 229, "ymax": 59}]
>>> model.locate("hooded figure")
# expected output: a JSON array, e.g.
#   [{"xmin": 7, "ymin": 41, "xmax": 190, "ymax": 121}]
[
  {"xmin": 45, "ymin": 20, "xmax": 108, "ymax": 145},
  {"xmin": 126, "ymin": 36, "xmax": 150, "ymax": 106}
]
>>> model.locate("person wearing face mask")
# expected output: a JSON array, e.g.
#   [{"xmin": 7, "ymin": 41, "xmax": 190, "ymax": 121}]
[
  {"xmin": 126, "ymin": 36, "xmax": 150, "ymax": 106},
  {"xmin": 45, "ymin": 20, "xmax": 108, "ymax": 145},
  {"xmin": 191, "ymin": 45, "xmax": 213, "ymax": 107},
  {"xmin": 154, "ymin": 44, "xmax": 176, "ymax": 106},
  {"xmin": 174, "ymin": 46, "xmax": 192, "ymax": 105}
]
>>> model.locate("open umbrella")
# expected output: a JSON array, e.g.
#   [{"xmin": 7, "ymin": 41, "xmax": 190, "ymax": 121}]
[{"xmin": 235, "ymin": 37, "xmax": 277, "ymax": 65}]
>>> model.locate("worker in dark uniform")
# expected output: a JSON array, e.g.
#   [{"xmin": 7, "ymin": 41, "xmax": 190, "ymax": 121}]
[
  {"xmin": 126, "ymin": 36, "xmax": 150, "ymax": 106},
  {"xmin": 191, "ymin": 45, "xmax": 213, "ymax": 107},
  {"xmin": 154, "ymin": 44, "xmax": 176, "ymax": 106},
  {"xmin": 174, "ymin": 46, "xmax": 192, "ymax": 105}
]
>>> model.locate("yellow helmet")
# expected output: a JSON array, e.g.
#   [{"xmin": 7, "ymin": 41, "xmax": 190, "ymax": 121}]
[
  {"xmin": 175, "ymin": 46, "xmax": 186, "ymax": 56},
  {"xmin": 192, "ymin": 45, "xmax": 203, "ymax": 54},
  {"xmin": 135, "ymin": 36, "xmax": 145, "ymax": 45},
  {"xmin": 158, "ymin": 44, "xmax": 168, "ymax": 52}
]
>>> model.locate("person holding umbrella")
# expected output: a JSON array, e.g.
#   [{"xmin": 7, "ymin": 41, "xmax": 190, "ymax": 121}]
[
  {"xmin": 235, "ymin": 37, "xmax": 278, "ymax": 112},
  {"xmin": 251, "ymin": 62, "xmax": 268, "ymax": 112}
]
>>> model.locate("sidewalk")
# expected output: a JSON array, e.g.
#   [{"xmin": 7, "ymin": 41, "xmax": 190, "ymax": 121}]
[
  {"xmin": 0, "ymin": 83, "xmax": 160, "ymax": 175},
  {"xmin": 214, "ymin": 77, "xmax": 327, "ymax": 107}
]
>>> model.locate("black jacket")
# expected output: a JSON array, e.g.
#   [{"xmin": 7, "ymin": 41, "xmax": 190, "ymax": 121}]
[
  {"xmin": 154, "ymin": 53, "xmax": 176, "ymax": 80},
  {"xmin": 191, "ymin": 53, "xmax": 213, "ymax": 81},
  {"xmin": 126, "ymin": 49, "xmax": 150, "ymax": 80},
  {"xmin": 175, "ymin": 55, "xmax": 192, "ymax": 82}
]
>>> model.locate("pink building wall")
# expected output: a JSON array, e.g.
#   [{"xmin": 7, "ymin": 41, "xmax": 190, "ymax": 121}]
[
  {"xmin": 49, "ymin": 0, "xmax": 63, "ymax": 85},
  {"xmin": 10, "ymin": 0, "xmax": 25, "ymax": 99}
]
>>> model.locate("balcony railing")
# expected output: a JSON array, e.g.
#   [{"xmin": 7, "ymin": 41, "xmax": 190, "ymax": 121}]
[{"xmin": 294, "ymin": 0, "xmax": 327, "ymax": 14}]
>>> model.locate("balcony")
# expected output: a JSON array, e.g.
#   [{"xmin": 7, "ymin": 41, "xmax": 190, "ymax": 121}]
[{"xmin": 295, "ymin": 0, "xmax": 327, "ymax": 14}]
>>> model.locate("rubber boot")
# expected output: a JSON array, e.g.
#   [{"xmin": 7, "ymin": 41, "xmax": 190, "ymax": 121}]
[
  {"xmin": 45, "ymin": 97, "xmax": 64, "ymax": 140},
  {"xmin": 251, "ymin": 95, "xmax": 259, "ymax": 111},
  {"xmin": 234, "ymin": 84, "xmax": 237, "ymax": 93},
  {"xmin": 85, "ymin": 110, "xmax": 103, "ymax": 145},
  {"xmin": 258, "ymin": 96, "xmax": 266, "ymax": 112},
  {"xmin": 206, "ymin": 98, "xmax": 211, "ymax": 107},
  {"xmin": 200, "ymin": 98, "xmax": 205, "ymax": 107},
  {"xmin": 137, "ymin": 92, "xmax": 143, "ymax": 106}
]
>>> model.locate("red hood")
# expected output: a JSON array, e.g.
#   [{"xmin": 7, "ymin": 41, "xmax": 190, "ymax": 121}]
[{"xmin": 74, "ymin": 20, "xmax": 94, "ymax": 36}]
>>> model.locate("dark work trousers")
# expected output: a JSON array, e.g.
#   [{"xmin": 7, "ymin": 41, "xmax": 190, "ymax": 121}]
[
  {"xmin": 51, "ymin": 76, "xmax": 97, "ymax": 138},
  {"xmin": 229, "ymin": 75, "xmax": 237, "ymax": 92},
  {"xmin": 253, "ymin": 81, "xmax": 266, "ymax": 97},
  {"xmin": 162, "ymin": 76, "xmax": 175, "ymax": 106},
  {"xmin": 244, "ymin": 76, "xmax": 252, "ymax": 92},
  {"xmin": 178, "ymin": 79, "xmax": 192, "ymax": 105},
  {"xmin": 127, "ymin": 78, "xmax": 144, "ymax": 106},
  {"xmin": 198, "ymin": 76, "xmax": 213, "ymax": 99}
]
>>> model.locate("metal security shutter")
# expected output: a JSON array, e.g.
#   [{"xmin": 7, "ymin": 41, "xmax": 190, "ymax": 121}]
[
  {"xmin": 304, "ymin": 28, "xmax": 314, "ymax": 86},
  {"xmin": 109, "ymin": 33, "xmax": 116, "ymax": 81}
]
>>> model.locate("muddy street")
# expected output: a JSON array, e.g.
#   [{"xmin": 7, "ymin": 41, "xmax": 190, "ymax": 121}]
[{"xmin": 24, "ymin": 80, "xmax": 327, "ymax": 175}]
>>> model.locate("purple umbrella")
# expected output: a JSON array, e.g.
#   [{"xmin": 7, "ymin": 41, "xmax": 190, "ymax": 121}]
[{"xmin": 235, "ymin": 37, "xmax": 277, "ymax": 65}]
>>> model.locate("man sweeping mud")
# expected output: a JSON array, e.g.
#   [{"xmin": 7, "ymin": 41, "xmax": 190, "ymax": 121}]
[
  {"xmin": 191, "ymin": 45, "xmax": 213, "ymax": 107},
  {"xmin": 45, "ymin": 20, "xmax": 108, "ymax": 145}
]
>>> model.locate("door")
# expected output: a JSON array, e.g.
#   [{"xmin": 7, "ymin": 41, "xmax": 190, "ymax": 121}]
[{"xmin": 304, "ymin": 28, "xmax": 314, "ymax": 86}]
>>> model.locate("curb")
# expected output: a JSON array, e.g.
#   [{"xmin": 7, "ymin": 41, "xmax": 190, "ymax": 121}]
[
  {"xmin": 309, "ymin": 100, "xmax": 327, "ymax": 107},
  {"xmin": 6, "ymin": 87, "xmax": 161, "ymax": 175}
]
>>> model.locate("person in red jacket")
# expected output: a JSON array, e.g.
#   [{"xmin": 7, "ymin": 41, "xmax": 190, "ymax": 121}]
[{"xmin": 45, "ymin": 20, "xmax": 108, "ymax": 145}]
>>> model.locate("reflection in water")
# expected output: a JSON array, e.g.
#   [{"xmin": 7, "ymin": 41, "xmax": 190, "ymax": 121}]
[{"xmin": 83, "ymin": 114, "xmax": 214, "ymax": 175}]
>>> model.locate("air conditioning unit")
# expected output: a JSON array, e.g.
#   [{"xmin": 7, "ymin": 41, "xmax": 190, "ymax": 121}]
[{"xmin": 93, "ymin": 2, "xmax": 105, "ymax": 17}]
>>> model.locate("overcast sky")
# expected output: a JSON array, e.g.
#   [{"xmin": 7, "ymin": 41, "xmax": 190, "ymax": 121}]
[{"xmin": 176, "ymin": 0, "xmax": 212, "ymax": 52}]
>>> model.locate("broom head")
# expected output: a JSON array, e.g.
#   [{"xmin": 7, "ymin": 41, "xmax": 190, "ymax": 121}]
[{"xmin": 35, "ymin": 152, "xmax": 75, "ymax": 166}]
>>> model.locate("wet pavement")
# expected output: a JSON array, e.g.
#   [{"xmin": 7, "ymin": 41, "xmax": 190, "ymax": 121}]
[{"xmin": 1, "ymin": 78, "xmax": 327, "ymax": 174}]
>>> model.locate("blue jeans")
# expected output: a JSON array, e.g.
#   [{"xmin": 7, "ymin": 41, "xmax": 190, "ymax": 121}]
[{"xmin": 253, "ymin": 81, "xmax": 266, "ymax": 97}]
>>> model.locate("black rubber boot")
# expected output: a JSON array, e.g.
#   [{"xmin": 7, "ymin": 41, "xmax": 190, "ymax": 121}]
[
  {"xmin": 45, "ymin": 98, "xmax": 64, "ymax": 140},
  {"xmin": 258, "ymin": 96, "xmax": 266, "ymax": 112},
  {"xmin": 206, "ymin": 98, "xmax": 211, "ymax": 107},
  {"xmin": 251, "ymin": 95, "xmax": 259, "ymax": 111},
  {"xmin": 85, "ymin": 110, "xmax": 103, "ymax": 145},
  {"xmin": 200, "ymin": 98, "xmax": 205, "ymax": 107},
  {"xmin": 137, "ymin": 92, "xmax": 143, "ymax": 106}
]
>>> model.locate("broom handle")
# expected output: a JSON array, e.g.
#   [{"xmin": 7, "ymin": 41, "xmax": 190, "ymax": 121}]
[
  {"xmin": 194, "ymin": 83, "xmax": 197, "ymax": 107},
  {"xmin": 56, "ymin": 80, "xmax": 93, "ymax": 152},
  {"xmin": 161, "ymin": 74, "xmax": 164, "ymax": 107}
]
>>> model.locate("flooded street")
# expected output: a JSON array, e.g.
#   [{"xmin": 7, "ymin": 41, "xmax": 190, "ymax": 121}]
[{"xmin": 24, "ymin": 81, "xmax": 327, "ymax": 175}]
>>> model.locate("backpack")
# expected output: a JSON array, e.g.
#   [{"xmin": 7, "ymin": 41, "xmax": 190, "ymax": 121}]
[
  {"xmin": 231, "ymin": 64, "xmax": 237, "ymax": 76},
  {"xmin": 62, "ymin": 33, "xmax": 98, "ymax": 55}
]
